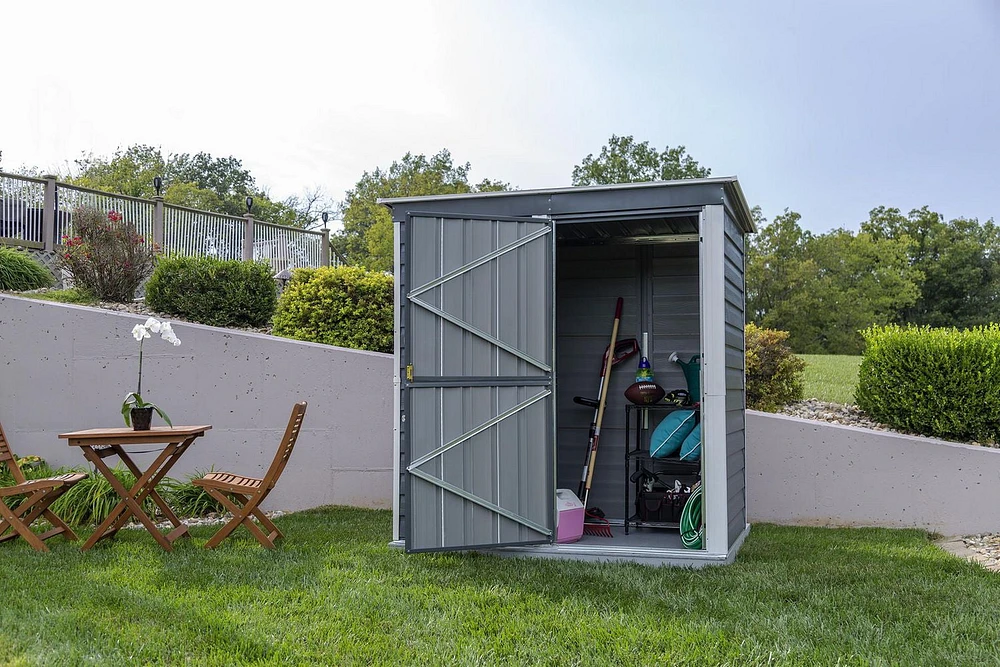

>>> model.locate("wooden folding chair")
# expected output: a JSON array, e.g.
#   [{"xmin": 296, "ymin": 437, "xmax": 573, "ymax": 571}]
[
  {"xmin": 193, "ymin": 402, "xmax": 306, "ymax": 549},
  {"xmin": 0, "ymin": 422, "xmax": 86, "ymax": 552}
]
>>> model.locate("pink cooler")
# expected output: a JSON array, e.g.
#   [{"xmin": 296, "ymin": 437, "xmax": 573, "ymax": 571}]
[{"xmin": 556, "ymin": 488, "xmax": 584, "ymax": 543}]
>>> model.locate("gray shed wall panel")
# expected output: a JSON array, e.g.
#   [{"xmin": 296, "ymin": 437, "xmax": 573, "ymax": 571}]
[
  {"xmin": 404, "ymin": 215, "xmax": 553, "ymax": 551},
  {"xmin": 723, "ymin": 211, "xmax": 747, "ymax": 549}
]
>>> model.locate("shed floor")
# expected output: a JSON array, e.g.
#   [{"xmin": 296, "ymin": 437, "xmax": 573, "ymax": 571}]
[{"xmin": 575, "ymin": 529, "xmax": 687, "ymax": 550}]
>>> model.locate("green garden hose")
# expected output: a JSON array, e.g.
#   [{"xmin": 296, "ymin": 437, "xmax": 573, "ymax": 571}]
[{"xmin": 680, "ymin": 483, "xmax": 703, "ymax": 550}]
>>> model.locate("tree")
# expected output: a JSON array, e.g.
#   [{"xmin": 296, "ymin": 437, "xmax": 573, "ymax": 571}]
[
  {"xmin": 571, "ymin": 134, "xmax": 711, "ymax": 186},
  {"xmin": 745, "ymin": 209, "xmax": 811, "ymax": 324},
  {"xmin": 335, "ymin": 149, "xmax": 510, "ymax": 272},
  {"xmin": 747, "ymin": 211, "xmax": 921, "ymax": 354},
  {"xmin": 776, "ymin": 230, "xmax": 920, "ymax": 353},
  {"xmin": 67, "ymin": 144, "xmax": 325, "ymax": 228},
  {"xmin": 72, "ymin": 145, "xmax": 166, "ymax": 198},
  {"xmin": 862, "ymin": 206, "xmax": 1000, "ymax": 328}
]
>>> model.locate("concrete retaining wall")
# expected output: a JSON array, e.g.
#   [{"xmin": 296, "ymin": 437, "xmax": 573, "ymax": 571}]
[
  {"xmin": 0, "ymin": 295, "xmax": 394, "ymax": 511},
  {"xmin": 7, "ymin": 295, "xmax": 996, "ymax": 535},
  {"xmin": 747, "ymin": 411, "xmax": 1000, "ymax": 535}
]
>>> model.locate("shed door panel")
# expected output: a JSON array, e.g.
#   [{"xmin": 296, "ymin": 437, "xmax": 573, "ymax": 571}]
[{"xmin": 405, "ymin": 213, "xmax": 554, "ymax": 552}]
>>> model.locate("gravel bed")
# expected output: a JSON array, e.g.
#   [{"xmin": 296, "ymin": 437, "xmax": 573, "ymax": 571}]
[
  {"xmin": 17, "ymin": 289, "xmax": 274, "ymax": 336},
  {"xmin": 959, "ymin": 535, "xmax": 1000, "ymax": 570},
  {"xmin": 778, "ymin": 398, "xmax": 997, "ymax": 448},
  {"xmin": 778, "ymin": 399, "xmax": 895, "ymax": 432},
  {"xmin": 122, "ymin": 510, "xmax": 286, "ymax": 530}
]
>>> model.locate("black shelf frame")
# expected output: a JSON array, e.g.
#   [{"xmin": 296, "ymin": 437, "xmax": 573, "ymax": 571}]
[{"xmin": 623, "ymin": 403, "xmax": 702, "ymax": 535}]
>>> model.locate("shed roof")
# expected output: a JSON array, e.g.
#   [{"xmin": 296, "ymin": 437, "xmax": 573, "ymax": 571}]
[{"xmin": 378, "ymin": 176, "xmax": 756, "ymax": 233}]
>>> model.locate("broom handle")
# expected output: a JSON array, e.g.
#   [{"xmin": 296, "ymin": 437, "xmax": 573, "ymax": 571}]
[{"xmin": 582, "ymin": 298, "xmax": 623, "ymax": 507}]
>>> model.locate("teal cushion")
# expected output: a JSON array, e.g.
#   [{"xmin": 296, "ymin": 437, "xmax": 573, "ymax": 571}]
[
  {"xmin": 650, "ymin": 410, "xmax": 696, "ymax": 458},
  {"xmin": 680, "ymin": 423, "xmax": 702, "ymax": 461}
]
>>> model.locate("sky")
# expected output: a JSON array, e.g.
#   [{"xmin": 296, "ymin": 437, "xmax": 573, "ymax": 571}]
[{"xmin": 2, "ymin": 0, "xmax": 997, "ymax": 233}]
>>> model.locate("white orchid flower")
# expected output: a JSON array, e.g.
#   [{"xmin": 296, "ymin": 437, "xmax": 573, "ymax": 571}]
[
  {"xmin": 159, "ymin": 322, "xmax": 182, "ymax": 346},
  {"xmin": 144, "ymin": 317, "xmax": 162, "ymax": 334},
  {"xmin": 131, "ymin": 324, "xmax": 151, "ymax": 341}
]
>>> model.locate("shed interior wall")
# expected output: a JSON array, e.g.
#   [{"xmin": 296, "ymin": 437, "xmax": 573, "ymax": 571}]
[{"xmin": 555, "ymin": 234, "xmax": 701, "ymax": 548}]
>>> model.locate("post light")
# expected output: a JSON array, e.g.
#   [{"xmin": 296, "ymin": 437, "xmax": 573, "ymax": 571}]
[
  {"xmin": 274, "ymin": 268, "xmax": 292, "ymax": 290},
  {"xmin": 321, "ymin": 211, "xmax": 329, "ymax": 231},
  {"xmin": 245, "ymin": 196, "xmax": 254, "ymax": 214},
  {"xmin": 153, "ymin": 176, "xmax": 163, "ymax": 196}
]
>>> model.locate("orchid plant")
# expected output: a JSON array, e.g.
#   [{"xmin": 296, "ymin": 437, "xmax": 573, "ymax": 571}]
[{"xmin": 122, "ymin": 317, "xmax": 181, "ymax": 427}]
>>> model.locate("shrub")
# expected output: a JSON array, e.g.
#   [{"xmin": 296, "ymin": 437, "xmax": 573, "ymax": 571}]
[
  {"xmin": 145, "ymin": 255, "xmax": 277, "ymax": 327},
  {"xmin": 162, "ymin": 471, "xmax": 225, "ymax": 517},
  {"xmin": 0, "ymin": 455, "xmax": 52, "ymax": 488},
  {"xmin": 856, "ymin": 324, "xmax": 1000, "ymax": 443},
  {"xmin": 57, "ymin": 206, "xmax": 156, "ymax": 302},
  {"xmin": 50, "ymin": 467, "xmax": 157, "ymax": 526},
  {"xmin": 745, "ymin": 322, "xmax": 806, "ymax": 411},
  {"xmin": 0, "ymin": 246, "xmax": 53, "ymax": 291},
  {"xmin": 272, "ymin": 265, "xmax": 393, "ymax": 353}
]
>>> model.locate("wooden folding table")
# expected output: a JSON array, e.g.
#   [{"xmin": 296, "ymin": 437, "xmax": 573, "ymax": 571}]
[{"xmin": 59, "ymin": 425, "xmax": 211, "ymax": 551}]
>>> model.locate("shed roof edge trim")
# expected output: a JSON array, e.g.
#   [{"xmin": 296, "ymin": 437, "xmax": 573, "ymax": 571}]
[
  {"xmin": 378, "ymin": 176, "xmax": 756, "ymax": 233},
  {"xmin": 377, "ymin": 176, "xmax": 737, "ymax": 205}
]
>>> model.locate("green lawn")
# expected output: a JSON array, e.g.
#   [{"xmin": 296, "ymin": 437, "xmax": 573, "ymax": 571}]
[
  {"xmin": 799, "ymin": 354, "xmax": 862, "ymax": 404},
  {"xmin": 0, "ymin": 507, "xmax": 997, "ymax": 665}
]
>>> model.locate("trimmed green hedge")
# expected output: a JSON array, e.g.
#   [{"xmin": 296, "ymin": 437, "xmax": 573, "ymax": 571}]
[
  {"xmin": 856, "ymin": 324, "xmax": 1000, "ymax": 442},
  {"xmin": 745, "ymin": 322, "xmax": 806, "ymax": 411},
  {"xmin": 0, "ymin": 246, "xmax": 53, "ymax": 291},
  {"xmin": 145, "ymin": 256, "xmax": 277, "ymax": 327},
  {"xmin": 272, "ymin": 266, "xmax": 393, "ymax": 353}
]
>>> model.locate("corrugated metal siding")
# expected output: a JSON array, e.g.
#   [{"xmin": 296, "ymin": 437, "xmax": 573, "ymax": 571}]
[
  {"xmin": 555, "ymin": 241, "xmax": 701, "ymax": 520},
  {"xmin": 723, "ymin": 212, "xmax": 747, "ymax": 548},
  {"xmin": 405, "ymin": 215, "xmax": 553, "ymax": 551}
]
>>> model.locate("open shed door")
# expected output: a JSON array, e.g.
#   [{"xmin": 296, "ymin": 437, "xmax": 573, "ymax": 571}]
[{"xmin": 403, "ymin": 212, "xmax": 554, "ymax": 552}]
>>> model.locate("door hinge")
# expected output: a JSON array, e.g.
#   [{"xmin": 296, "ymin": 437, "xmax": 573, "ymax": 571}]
[{"xmin": 406, "ymin": 364, "xmax": 413, "ymax": 381}]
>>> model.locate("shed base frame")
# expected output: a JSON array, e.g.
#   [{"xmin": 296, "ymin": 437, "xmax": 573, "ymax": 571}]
[{"xmin": 388, "ymin": 523, "xmax": 750, "ymax": 568}]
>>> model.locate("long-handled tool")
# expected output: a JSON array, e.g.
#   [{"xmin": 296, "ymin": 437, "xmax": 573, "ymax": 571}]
[{"xmin": 577, "ymin": 297, "xmax": 626, "ymax": 537}]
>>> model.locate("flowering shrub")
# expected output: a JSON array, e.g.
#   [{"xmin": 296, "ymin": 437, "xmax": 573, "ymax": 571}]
[{"xmin": 58, "ymin": 206, "xmax": 157, "ymax": 302}]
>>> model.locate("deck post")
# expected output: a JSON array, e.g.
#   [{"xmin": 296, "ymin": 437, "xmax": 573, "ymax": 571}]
[
  {"xmin": 242, "ymin": 214, "xmax": 255, "ymax": 261},
  {"xmin": 152, "ymin": 196, "xmax": 164, "ymax": 248},
  {"xmin": 41, "ymin": 174, "xmax": 57, "ymax": 252},
  {"xmin": 321, "ymin": 228, "xmax": 331, "ymax": 266}
]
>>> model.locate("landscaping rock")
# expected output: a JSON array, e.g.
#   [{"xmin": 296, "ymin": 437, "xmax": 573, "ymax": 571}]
[
  {"xmin": 122, "ymin": 510, "xmax": 286, "ymax": 530},
  {"xmin": 778, "ymin": 399, "xmax": 996, "ymax": 448},
  {"xmin": 778, "ymin": 399, "xmax": 891, "ymax": 431},
  {"xmin": 18, "ymin": 289, "xmax": 274, "ymax": 336}
]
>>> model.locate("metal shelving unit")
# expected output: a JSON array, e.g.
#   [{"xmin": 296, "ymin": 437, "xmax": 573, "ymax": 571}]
[{"xmin": 624, "ymin": 403, "xmax": 702, "ymax": 535}]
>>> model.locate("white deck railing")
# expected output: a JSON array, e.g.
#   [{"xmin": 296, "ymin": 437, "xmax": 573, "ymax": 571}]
[
  {"xmin": 0, "ymin": 171, "xmax": 334, "ymax": 270},
  {"xmin": 55, "ymin": 184, "xmax": 156, "ymax": 244},
  {"xmin": 163, "ymin": 204, "xmax": 245, "ymax": 260},
  {"xmin": 0, "ymin": 173, "xmax": 47, "ymax": 248}
]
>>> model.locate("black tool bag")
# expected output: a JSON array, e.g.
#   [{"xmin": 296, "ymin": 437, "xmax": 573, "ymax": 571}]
[{"xmin": 632, "ymin": 468, "xmax": 698, "ymax": 524}]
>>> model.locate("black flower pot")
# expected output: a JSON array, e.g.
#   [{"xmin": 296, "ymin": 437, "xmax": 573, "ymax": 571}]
[{"xmin": 131, "ymin": 407, "xmax": 154, "ymax": 431}]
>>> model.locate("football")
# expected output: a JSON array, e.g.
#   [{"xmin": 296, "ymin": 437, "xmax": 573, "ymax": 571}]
[{"xmin": 624, "ymin": 381, "xmax": 666, "ymax": 405}]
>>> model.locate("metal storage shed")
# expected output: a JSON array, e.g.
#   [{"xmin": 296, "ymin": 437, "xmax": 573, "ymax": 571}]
[{"xmin": 381, "ymin": 177, "xmax": 756, "ymax": 567}]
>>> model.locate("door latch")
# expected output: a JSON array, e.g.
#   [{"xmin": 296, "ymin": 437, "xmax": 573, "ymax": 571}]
[{"xmin": 406, "ymin": 364, "xmax": 413, "ymax": 381}]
